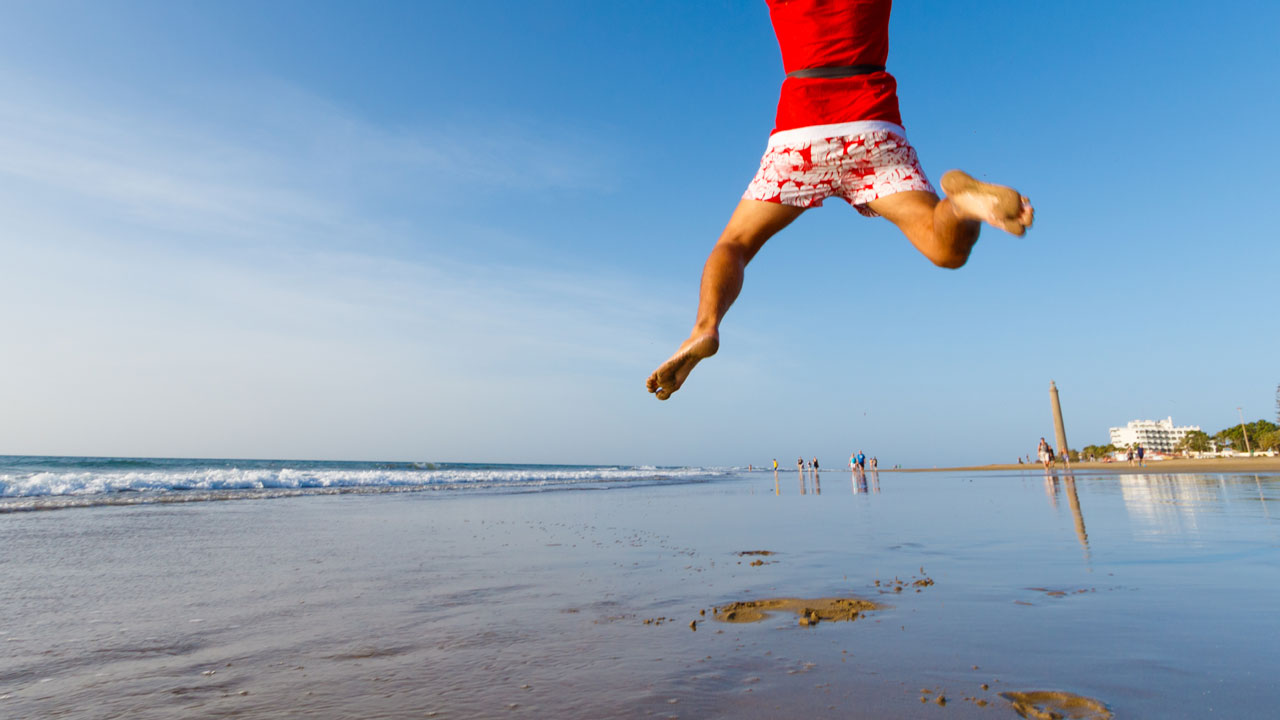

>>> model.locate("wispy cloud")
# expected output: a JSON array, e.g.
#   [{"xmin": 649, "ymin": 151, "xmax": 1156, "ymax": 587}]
[
  {"xmin": 0, "ymin": 76, "xmax": 615, "ymax": 253},
  {"xmin": 0, "ymin": 75, "xmax": 680, "ymax": 460}
]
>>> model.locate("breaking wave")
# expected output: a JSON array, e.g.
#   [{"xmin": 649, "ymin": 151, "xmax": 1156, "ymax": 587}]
[{"xmin": 0, "ymin": 457, "xmax": 733, "ymax": 512}]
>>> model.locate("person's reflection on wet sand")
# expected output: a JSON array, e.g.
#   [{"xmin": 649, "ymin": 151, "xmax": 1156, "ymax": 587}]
[
  {"xmin": 813, "ymin": 469, "xmax": 821, "ymax": 495},
  {"xmin": 869, "ymin": 469, "xmax": 880, "ymax": 493},
  {"xmin": 1044, "ymin": 473, "xmax": 1059, "ymax": 507},
  {"xmin": 774, "ymin": 469, "xmax": 780, "ymax": 496},
  {"xmin": 852, "ymin": 468, "xmax": 868, "ymax": 495}
]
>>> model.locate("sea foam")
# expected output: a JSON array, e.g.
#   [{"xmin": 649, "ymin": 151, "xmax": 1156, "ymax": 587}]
[{"xmin": 0, "ymin": 464, "xmax": 728, "ymax": 501}]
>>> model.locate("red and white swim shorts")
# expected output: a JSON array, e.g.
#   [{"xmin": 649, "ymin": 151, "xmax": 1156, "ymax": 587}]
[{"xmin": 743, "ymin": 120, "xmax": 935, "ymax": 217}]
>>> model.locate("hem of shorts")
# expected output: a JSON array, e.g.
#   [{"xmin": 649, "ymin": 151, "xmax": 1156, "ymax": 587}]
[
  {"xmin": 741, "ymin": 191, "xmax": 826, "ymax": 210},
  {"xmin": 767, "ymin": 120, "xmax": 907, "ymax": 148}
]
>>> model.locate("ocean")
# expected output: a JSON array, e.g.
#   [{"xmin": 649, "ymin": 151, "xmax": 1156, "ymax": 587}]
[{"xmin": 0, "ymin": 455, "xmax": 734, "ymax": 513}]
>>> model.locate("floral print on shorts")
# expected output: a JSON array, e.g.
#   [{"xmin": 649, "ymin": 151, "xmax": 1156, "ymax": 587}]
[{"xmin": 743, "ymin": 130, "xmax": 935, "ymax": 217}]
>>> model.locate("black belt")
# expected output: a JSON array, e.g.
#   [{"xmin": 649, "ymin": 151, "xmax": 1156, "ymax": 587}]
[{"xmin": 786, "ymin": 64, "xmax": 885, "ymax": 79}]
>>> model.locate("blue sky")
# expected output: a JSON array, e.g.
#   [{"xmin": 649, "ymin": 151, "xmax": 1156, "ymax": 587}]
[{"xmin": 1, "ymin": 0, "xmax": 1276, "ymax": 466}]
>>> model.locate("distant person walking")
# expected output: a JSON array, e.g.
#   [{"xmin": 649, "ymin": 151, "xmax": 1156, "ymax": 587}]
[
  {"xmin": 812, "ymin": 457, "xmax": 819, "ymax": 472},
  {"xmin": 1136, "ymin": 444, "xmax": 1145, "ymax": 467}
]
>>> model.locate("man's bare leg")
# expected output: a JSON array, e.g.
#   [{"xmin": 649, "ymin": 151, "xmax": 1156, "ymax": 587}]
[
  {"xmin": 646, "ymin": 199, "xmax": 805, "ymax": 400},
  {"xmin": 868, "ymin": 170, "xmax": 1034, "ymax": 269},
  {"xmin": 647, "ymin": 173, "xmax": 1030, "ymax": 399}
]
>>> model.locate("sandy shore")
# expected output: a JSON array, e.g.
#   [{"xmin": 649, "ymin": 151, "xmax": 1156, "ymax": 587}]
[
  {"xmin": 5, "ymin": 469, "xmax": 1279, "ymax": 718},
  {"xmin": 893, "ymin": 455, "xmax": 1280, "ymax": 473}
]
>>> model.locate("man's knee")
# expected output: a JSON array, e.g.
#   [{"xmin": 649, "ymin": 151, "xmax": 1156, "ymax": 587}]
[
  {"xmin": 714, "ymin": 226, "xmax": 774, "ymax": 265},
  {"xmin": 712, "ymin": 235, "xmax": 755, "ymax": 263}
]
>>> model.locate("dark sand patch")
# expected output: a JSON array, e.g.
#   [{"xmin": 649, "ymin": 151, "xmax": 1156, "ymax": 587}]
[
  {"xmin": 1027, "ymin": 586, "xmax": 1096, "ymax": 598},
  {"xmin": 736, "ymin": 550, "xmax": 776, "ymax": 567},
  {"xmin": 1001, "ymin": 690, "xmax": 1111, "ymax": 719},
  {"xmin": 714, "ymin": 597, "xmax": 881, "ymax": 625},
  {"xmin": 874, "ymin": 569, "xmax": 935, "ymax": 594}
]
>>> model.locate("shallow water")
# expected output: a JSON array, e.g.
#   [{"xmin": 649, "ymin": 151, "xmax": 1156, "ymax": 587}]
[{"xmin": 2, "ymin": 469, "xmax": 1277, "ymax": 718}]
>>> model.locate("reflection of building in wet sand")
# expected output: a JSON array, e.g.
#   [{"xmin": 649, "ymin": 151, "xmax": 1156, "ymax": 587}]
[{"xmin": 1116, "ymin": 474, "xmax": 1234, "ymax": 535}]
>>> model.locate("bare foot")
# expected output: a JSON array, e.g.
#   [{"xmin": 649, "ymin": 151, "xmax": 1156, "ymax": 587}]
[
  {"xmin": 940, "ymin": 170, "xmax": 1034, "ymax": 236},
  {"xmin": 646, "ymin": 333, "xmax": 719, "ymax": 400}
]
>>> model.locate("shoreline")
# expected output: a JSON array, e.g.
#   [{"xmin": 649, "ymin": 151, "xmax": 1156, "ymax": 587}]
[
  {"xmin": 6, "ymin": 468, "xmax": 1278, "ymax": 718},
  {"xmin": 889, "ymin": 456, "xmax": 1280, "ymax": 473}
]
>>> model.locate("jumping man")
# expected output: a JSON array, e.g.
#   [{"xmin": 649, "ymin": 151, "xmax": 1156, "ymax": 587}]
[{"xmin": 646, "ymin": 0, "xmax": 1034, "ymax": 400}]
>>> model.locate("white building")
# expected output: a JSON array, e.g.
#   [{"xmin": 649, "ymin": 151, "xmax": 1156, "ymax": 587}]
[{"xmin": 1109, "ymin": 417, "xmax": 1201, "ymax": 454}]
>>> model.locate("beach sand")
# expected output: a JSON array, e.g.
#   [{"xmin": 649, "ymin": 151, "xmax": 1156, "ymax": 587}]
[
  {"xmin": 898, "ymin": 455, "xmax": 1280, "ymax": 473},
  {"xmin": 3, "ymin": 468, "xmax": 1278, "ymax": 718}
]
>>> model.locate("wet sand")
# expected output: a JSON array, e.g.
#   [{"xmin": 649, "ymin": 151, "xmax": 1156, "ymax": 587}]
[
  {"xmin": 900, "ymin": 456, "xmax": 1280, "ymax": 473},
  {"xmin": 3, "ymin": 469, "xmax": 1278, "ymax": 718}
]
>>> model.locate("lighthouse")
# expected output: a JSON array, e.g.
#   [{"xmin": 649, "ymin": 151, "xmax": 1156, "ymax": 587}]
[{"xmin": 1049, "ymin": 381, "xmax": 1069, "ymax": 461}]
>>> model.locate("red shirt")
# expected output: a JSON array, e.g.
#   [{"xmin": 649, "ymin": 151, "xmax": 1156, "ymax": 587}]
[{"xmin": 767, "ymin": 0, "xmax": 902, "ymax": 133}]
